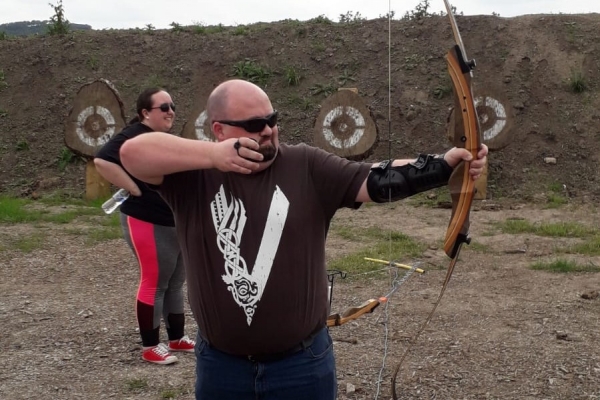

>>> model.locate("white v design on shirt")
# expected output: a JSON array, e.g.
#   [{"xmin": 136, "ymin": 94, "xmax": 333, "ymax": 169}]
[{"xmin": 211, "ymin": 185, "xmax": 289, "ymax": 325}]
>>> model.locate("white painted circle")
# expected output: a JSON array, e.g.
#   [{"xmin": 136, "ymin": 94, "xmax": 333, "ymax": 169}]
[
  {"xmin": 322, "ymin": 106, "xmax": 365, "ymax": 149},
  {"xmin": 76, "ymin": 106, "xmax": 116, "ymax": 147},
  {"xmin": 194, "ymin": 110, "xmax": 215, "ymax": 142},
  {"xmin": 474, "ymin": 96, "xmax": 507, "ymax": 141}
]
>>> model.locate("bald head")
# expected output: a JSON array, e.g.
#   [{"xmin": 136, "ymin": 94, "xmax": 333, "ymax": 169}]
[
  {"xmin": 207, "ymin": 79, "xmax": 271, "ymax": 122},
  {"xmin": 207, "ymin": 79, "xmax": 279, "ymax": 166}
]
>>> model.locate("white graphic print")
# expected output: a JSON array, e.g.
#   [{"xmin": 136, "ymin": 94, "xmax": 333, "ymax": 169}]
[{"xmin": 211, "ymin": 185, "xmax": 289, "ymax": 325}]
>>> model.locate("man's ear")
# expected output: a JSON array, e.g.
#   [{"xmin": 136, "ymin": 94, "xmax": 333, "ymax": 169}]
[{"xmin": 212, "ymin": 122, "xmax": 225, "ymax": 140}]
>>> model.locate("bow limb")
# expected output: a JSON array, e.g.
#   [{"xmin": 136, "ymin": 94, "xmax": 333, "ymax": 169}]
[
  {"xmin": 391, "ymin": 2, "xmax": 482, "ymax": 398},
  {"xmin": 327, "ymin": 298, "xmax": 380, "ymax": 327}
]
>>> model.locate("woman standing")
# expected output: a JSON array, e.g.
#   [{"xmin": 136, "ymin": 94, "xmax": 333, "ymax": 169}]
[{"xmin": 94, "ymin": 88, "xmax": 194, "ymax": 365}]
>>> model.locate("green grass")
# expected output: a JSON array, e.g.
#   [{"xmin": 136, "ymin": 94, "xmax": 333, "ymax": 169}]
[
  {"xmin": 530, "ymin": 259, "xmax": 600, "ymax": 273},
  {"xmin": 0, "ymin": 196, "xmax": 45, "ymax": 223},
  {"xmin": 38, "ymin": 191, "xmax": 106, "ymax": 208},
  {"xmin": 328, "ymin": 227, "xmax": 426, "ymax": 275},
  {"xmin": 0, "ymin": 196, "xmax": 105, "ymax": 224},
  {"xmin": 0, "ymin": 195, "xmax": 123, "ymax": 252},
  {"xmin": 98, "ymin": 211, "xmax": 121, "ymax": 226},
  {"xmin": 126, "ymin": 378, "xmax": 148, "ymax": 391},
  {"xmin": 161, "ymin": 390, "xmax": 177, "ymax": 399},
  {"xmin": 495, "ymin": 219, "xmax": 596, "ymax": 238},
  {"xmin": 64, "ymin": 207, "xmax": 122, "ymax": 244},
  {"xmin": 283, "ymin": 65, "xmax": 302, "ymax": 86},
  {"xmin": 192, "ymin": 22, "xmax": 226, "ymax": 35},
  {"xmin": 63, "ymin": 213, "xmax": 122, "ymax": 245},
  {"xmin": 12, "ymin": 232, "xmax": 47, "ymax": 252},
  {"xmin": 545, "ymin": 192, "xmax": 568, "ymax": 208},
  {"xmin": 465, "ymin": 241, "xmax": 490, "ymax": 252},
  {"xmin": 403, "ymin": 54, "xmax": 425, "ymax": 71},
  {"xmin": 86, "ymin": 226, "xmax": 123, "ymax": 243},
  {"xmin": 311, "ymin": 41, "xmax": 326, "ymax": 53},
  {"xmin": 232, "ymin": 25, "xmax": 248, "ymax": 36},
  {"xmin": 308, "ymin": 15, "xmax": 333, "ymax": 24},
  {"xmin": 0, "ymin": 195, "xmax": 124, "ymax": 251},
  {"xmin": 568, "ymin": 70, "xmax": 586, "ymax": 93},
  {"xmin": 57, "ymin": 147, "xmax": 80, "ymax": 171},
  {"xmin": 286, "ymin": 95, "xmax": 314, "ymax": 111},
  {"xmin": 206, "ymin": 24, "xmax": 226, "ymax": 34},
  {"xmin": 545, "ymin": 182, "xmax": 568, "ymax": 208},
  {"xmin": 87, "ymin": 55, "xmax": 99, "ymax": 70},
  {"xmin": 232, "ymin": 59, "xmax": 271, "ymax": 86},
  {"xmin": 309, "ymin": 82, "xmax": 337, "ymax": 97},
  {"xmin": 331, "ymin": 226, "xmax": 418, "ymax": 243},
  {"xmin": 504, "ymin": 220, "xmax": 600, "ymax": 257},
  {"xmin": 43, "ymin": 209, "xmax": 95, "ymax": 224},
  {"xmin": 337, "ymin": 69, "xmax": 357, "ymax": 86},
  {"xmin": 568, "ymin": 236, "xmax": 600, "ymax": 256},
  {"xmin": 16, "ymin": 140, "xmax": 29, "ymax": 151}
]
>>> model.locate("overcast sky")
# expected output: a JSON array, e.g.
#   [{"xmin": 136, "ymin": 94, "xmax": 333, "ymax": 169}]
[{"xmin": 1, "ymin": 0, "xmax": 598, "ymax": 29}]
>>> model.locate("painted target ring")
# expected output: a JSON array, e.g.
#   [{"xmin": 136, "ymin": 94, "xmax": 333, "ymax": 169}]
[
  {"xmin": 475, "ymin": 96, "xmax": 507, "ymax": 142},
  {"xmin": 194, "ymin": 110, "xmax": 215, "ymax": 142},
  {"xmin": 75, "ymin": 106, "xmax": 116, "ymax": 147},
  {"xmin": 322, "ymin": 106, "xmax": 365, "ymax": 149}
]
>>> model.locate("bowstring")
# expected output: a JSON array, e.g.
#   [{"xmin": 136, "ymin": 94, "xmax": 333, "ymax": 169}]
[{"xmin": 374, "ymin": 2, "xmax": 394, "ymax": 399}]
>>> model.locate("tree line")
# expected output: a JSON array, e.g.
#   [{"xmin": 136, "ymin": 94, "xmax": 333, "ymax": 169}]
[{"xmin": 0, "ymin": 20, "xmax": 91, "ymax": 36}]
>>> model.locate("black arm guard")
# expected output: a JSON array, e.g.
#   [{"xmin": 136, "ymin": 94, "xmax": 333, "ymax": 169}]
[{"xmin": 366, "ymin": 154, "xmax": 453, "ymax": 203}]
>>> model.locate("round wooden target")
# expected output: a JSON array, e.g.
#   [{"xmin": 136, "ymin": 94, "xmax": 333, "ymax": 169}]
[
  {"xmin": 182, "ymin": 108, "xmax": 216, "ymax": 142},
  {"xmin": 474, "ymin": 95, "xmax": 512, "ymax": 151},
  {"xmin": 65, "ymin": 79, "xmax": 126, "ymax": 157},
  {"xmin": 314, "ymin": 90, "xmax": 378, "ymax": 159},
  {"xmin": 446, "ymin": 93, "xmax": 512, "ymax": 152}
]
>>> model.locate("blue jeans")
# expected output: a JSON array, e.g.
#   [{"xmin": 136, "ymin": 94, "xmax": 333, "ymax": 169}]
[{"xmin": 194, "ymin": 328, "xmax": 337, "ymax": 400}]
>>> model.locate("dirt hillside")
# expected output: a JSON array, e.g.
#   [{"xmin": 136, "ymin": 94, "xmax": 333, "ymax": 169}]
[{"xmin": 0, "ymin": 13, "xmax": 599, "ymax": 201}]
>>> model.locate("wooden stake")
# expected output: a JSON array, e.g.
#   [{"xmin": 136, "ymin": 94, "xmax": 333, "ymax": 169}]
[{"xmin": 85, "ymin": 159, "xmax": 111, "ymax": 200}]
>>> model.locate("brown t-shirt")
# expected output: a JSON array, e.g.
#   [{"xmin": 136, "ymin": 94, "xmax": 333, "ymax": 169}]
[{"xmin": 159, "ymin": 143, "xmax": 371, "ymax": 355}]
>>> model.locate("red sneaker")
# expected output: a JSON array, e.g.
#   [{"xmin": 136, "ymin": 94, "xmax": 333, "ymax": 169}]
[
  {"xmin": 142, "ymin": 343, "xmax": 178, "ymax": 365},
  {"xmin": 168, "ymin": 335, "xmax": 195, "ymax": 353}
]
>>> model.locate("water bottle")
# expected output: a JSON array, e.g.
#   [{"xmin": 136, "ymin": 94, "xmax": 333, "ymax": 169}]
[{"xmin": 101, "ymin": 188, "xmax": 130, "ymax": 214}]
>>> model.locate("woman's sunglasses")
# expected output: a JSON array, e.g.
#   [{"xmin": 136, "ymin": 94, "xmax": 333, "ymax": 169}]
[
  {"xmin": 216, "ymin": 111, "xmax": 278, "ymax": 133},
  {"xmin": 150, "ymin": 102, "xmax": 176, "ymax": 112}
]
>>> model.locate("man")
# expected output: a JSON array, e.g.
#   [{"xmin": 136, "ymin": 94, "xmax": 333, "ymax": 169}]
[{"xmin": 120, "ymin": 79, "xmax": 488, "ymax": 399}]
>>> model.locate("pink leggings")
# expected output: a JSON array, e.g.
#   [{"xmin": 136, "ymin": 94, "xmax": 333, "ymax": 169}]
[{"xmin": 121, "ymin": 214, "xmax": 186, "ymax": 346}]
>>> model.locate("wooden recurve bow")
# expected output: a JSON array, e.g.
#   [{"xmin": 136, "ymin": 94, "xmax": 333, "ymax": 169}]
[{"xmin": 391, "ymin": 1, "xmax": 483, "ymax": 398}]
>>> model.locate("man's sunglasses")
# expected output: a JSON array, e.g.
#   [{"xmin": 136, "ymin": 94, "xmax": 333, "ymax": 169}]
[
  {"xmin": 216, "ymin": 111, "xmax": 278, "ymax": 133},
  {"xmin": 150, "ymin": 102, "xmax": 176, "ymax": 112}
]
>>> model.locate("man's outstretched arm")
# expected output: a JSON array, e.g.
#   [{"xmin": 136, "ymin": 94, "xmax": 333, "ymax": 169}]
[
  {"xmin": 355, "ymin": 145, "xmax": 488, "ymax": 203},
  {"xmin": 120, "ymin": 133, "xmax": 263, "ymax": 184}
]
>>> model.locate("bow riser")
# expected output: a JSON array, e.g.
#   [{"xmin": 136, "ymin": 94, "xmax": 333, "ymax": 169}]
[{"xmin": 443, "ymin": 44, "xmax": 480, "ymax": 258}]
